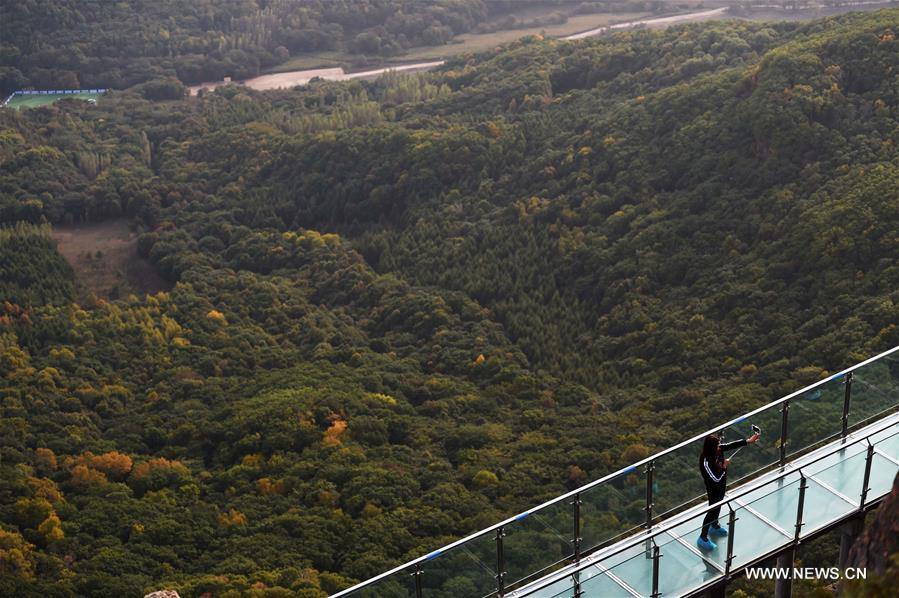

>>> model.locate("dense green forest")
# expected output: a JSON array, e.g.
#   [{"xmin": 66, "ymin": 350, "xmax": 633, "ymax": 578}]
[
  {"xmin": 1, "ymin": 8, "xmax": 898, "ymax": 597},
  {"xmin": 0, "ymin": 0, "xmax": 664, "ymax": 95}
]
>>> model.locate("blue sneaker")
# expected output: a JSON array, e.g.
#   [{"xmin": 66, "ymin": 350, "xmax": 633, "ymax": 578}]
[
  {"xmin": 709, "ymin": 525, "xmax": 728, "ymax": 537},
  {"xmin": 697, "ymin": 536, "xmax": 717, "ymax": 551}
]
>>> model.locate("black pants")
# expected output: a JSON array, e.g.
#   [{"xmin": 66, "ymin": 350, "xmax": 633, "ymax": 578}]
[{"xmin": 701, "ymin": 484, "xmax": 726, "ymax": 539}]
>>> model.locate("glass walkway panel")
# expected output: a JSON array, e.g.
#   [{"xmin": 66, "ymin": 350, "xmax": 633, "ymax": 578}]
[{"xmin": 333, "ymin": 346, "xmax": 899, "ymax": 598}]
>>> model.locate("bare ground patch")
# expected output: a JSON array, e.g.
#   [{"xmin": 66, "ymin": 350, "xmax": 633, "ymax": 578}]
[{"xmin": 51, "ymin": 220, "xmax": 172, "ymax": 301}]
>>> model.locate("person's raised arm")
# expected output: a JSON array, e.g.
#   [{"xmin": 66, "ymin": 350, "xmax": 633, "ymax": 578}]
[{"xmin": 719, "ymin": 438, "xmax": 746, "ymax": 452}]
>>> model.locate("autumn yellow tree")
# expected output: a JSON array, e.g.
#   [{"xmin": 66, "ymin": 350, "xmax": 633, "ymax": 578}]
[
  {"xmin": 77, "ymin": 451, "xmax": 133, "ymax": 481},
  {"xmin": 0, "ymin": 530, "xmax": 36, "ymax": 580}
]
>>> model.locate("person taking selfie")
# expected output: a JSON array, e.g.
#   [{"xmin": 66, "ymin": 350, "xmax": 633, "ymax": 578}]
[{"xmin": 697, "ymin": 429, "xmax": 761, "ymax": 550}]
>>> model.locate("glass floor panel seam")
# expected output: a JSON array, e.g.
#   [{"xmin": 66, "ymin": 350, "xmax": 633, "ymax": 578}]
[
  {"xmin": 594, "ymin": 563, "xmax": 642, "ymax": 598},
  {"xmin": 874, "ymin": 447, "xmax": 899, "ymax": 467},
  {"xmin": 732, "ymin": 498, "xmax": 793, "ymax": 539},
  {"xmin": 872, "ymin": 432, "xmax": 899, "ymax": 456},
  {"xmin": 671, "ymin": 535, "xmax": 725, "ymax": 573},
  {"xmin": 806, "ymin": 474, "xmax": 860, "ymax": 507}
]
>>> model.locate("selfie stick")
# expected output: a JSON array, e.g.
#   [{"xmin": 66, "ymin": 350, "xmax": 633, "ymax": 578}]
[{"xmin": 729, "ymin": 425, "xmax": 761, "ymax": 461}]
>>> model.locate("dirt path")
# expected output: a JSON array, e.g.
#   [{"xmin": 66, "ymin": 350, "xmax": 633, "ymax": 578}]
[{"xmin": 51, "ymin": 220, "xmax": 171, "ymax": 301}]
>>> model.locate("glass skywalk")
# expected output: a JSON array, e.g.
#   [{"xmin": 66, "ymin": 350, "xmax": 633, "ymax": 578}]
[
  {"xmin": 514, "ymin": 414, "xmax": 899, "ymax": 597},
  {"xmin": 333, "ymin": 346, "xmax": 899, "ymax": 598}
]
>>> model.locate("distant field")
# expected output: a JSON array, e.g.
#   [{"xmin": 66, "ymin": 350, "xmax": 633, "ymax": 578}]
[
  {"xmin": 266, "ymin": 11, "xmax": 651, "ymax": 74},
  {"xmin": 51, "ymin": 219, "xmax": 171, "ymax": 301},
  {"xmin": 5, "ymin": 91, "xmax": 102, "ymax": 109}
]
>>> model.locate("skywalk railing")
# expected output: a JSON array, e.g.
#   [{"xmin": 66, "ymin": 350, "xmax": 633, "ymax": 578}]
[
  {"xmin": 515, "ymin": 412, "xmax": 899, "ymax": 597},
  {"xmin": 332, "ymin": 345, "xmax": 899, "ymax": 598}
]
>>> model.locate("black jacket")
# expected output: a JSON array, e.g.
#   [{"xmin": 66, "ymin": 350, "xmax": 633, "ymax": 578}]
[{"xmin": 700, "ymin": 438, "xmax": 747, "ymax": 494}]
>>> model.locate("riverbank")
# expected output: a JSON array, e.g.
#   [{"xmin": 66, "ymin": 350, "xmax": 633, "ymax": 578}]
[{"xmin": 187, "ymin": 7, "xmax": 722, "ymax": 95}]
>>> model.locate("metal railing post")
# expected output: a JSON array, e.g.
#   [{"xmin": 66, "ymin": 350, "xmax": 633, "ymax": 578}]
[
  {"xmin": 794, "ymin": 472, "xmax": 807, "ymax": 542},
  {"xmin": 412, "ymin": 564, "xmax": 423, "ymax": 598},
  {"xmin": 644, "ymin": 460, "xmax": 655, "ymax": 558},
  {"xmin": 572, "ymin": 492, "xmax": 582, "ymax": 561},
  {"xmin": 645, "ymin": 460, "xmax": 655, "ymax": 531},
  {"xmin": 841, "ymin": 372, "xmax": 853, "ymax": 439},
  {"xmin": 780, "ymin": 399, "xmax": 790, "ymax": 467},
  {"xmin": 860, "ymin": 441, "xmax": 874, "ymax": 511},
  {"xmin": 650, "ymin": 541, "xmax": 662, "ymax": 598},
  {"xmin": 495, "ymin": 526, "xmax": 505, "ymax": 596},
  {"xmin": 724, "ymin": 505, "xmax": 736, "ymax": 577}
]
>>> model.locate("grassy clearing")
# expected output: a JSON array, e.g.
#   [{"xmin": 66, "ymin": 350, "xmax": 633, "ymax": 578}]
[
  {"xmin": 51, "ymin": 219, "xmax": 171, "ymax": 301},
  {"xmin": 5, "ymin": 91, "xmax": 102, "ymax": 109}
]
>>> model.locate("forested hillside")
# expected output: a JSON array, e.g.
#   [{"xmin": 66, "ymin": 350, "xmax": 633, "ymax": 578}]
[{"xmin": 1, "ymin": 9, "xmax": 898, "ymax": 597}]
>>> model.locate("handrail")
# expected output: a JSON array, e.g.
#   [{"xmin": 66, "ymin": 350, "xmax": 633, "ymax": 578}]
[
  {"xmin": 515, "ymin": 415, "xmax": 899, "ymax": 597},
  {"xmin": 332, "ymin": 344, "xmax": 899, "ymax": 597}
]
